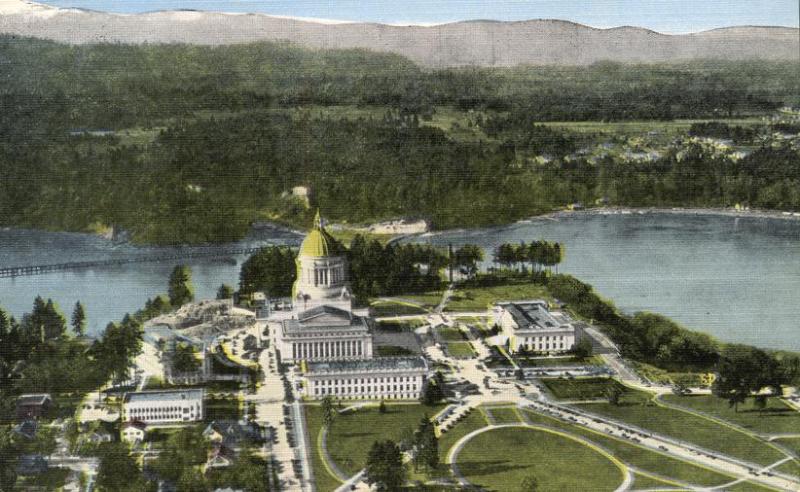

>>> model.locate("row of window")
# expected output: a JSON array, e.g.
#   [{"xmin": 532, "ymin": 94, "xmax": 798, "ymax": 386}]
[
  {"xmin": 522, "ymin": 342, "xmax": 566, "ymax": 350},
  {"xmin": 292, "ymin": 340, "xmax": 364, "ymax": 359},
  {"xmin": 523, "ymin": 335, "xmax": 569, "ymax": 342},
  {"xmin": 313, "ymin": 375, "xmax": 418, "ymax": 386},
  {"xmin": 314, "ymin": 384, "xmax": 419, "ymax": 396}
]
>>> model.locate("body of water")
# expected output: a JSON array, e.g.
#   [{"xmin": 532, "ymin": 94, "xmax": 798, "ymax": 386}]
[
  {"xmin": 1, "ymin": 213, "xmax": 798, "ymax": 350},
  {"xmin": 0, "ymin": 224, "xmax": 302, "ymax": 336},
  {"xmin": 406, "ymin": 212, "xmax": 800, "ymax": 351}
]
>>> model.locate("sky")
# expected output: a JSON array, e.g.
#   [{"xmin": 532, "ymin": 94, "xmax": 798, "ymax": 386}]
[{"xmin": 38, "ymin": 0, "xmax": 800, "ymax": 33}]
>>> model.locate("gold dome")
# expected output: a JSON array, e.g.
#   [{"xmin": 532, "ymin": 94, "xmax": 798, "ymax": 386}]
[{"xmin": 299, "ymin": 210, "xmax": 336, "ymax": 257}]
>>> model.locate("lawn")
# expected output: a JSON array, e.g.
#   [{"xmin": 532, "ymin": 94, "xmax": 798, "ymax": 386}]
[
  {"xmin": 305, "ymin": 402, "xmax": 447, "ymax": 489},
  {"xmin": 436, "ymin": 326, "xmax": 466, "ymax": 342},
  {"xmin": 516, "ymin": 355, "xmax": 605, "ymax": 368},
  {"xmin": 15, "ymin": 468, "xmax": 70, "ymax": 490},
  {"xmin": 455, "ymin": 427, "xmax": 625, "ymax": 491},
  {"xmin": 483, "ymin": 406, "xmax": 523, "ymax": 425},
  {"xmin": 522, "ymin": 410, "xmax": 737, "ymax": 487},
  {"xmin": 573, "ymin": 400, "xmax": 788, "ymax": 467},
  {"xmin": 661, "ymin": 394, "xmax": 800, "ymax": 435},
  {"xmin": 541, "ymin": 377, "xmax": 650, "ymax": 403},
  {"xmin": 390, "ymin": 293, "xmax": 445, "ymax": 310},
  {"xmin": 445, "ymin": 342, "xmax": 475, "ymax": 359},
  {"xmin": 630, "ymin": 472, "xmax": 681, "ymax": 490},
  {"xmin": 204, "ymin": 396, "xmax": 242, "ymax": 421},
  {"xmin": 369, "ymin": 301, "xmax": 428, "ymax": 317},
  {"xmin": 445, "ymin": 283, "xmax": 553, "ymax": 312}
]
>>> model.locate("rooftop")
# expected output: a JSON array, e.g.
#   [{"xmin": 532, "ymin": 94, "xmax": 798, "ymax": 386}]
[
  {"xmin": 283, "ymin": 309, "xmax": 371, "ymax": 335},
  {"xmin": 124, "ymin": 388, "xmax": 204, "ymax": 403},
  {"xmin": 497, "ymin": 300, "xmax": 572, "ymax": 332},
  {"xmin": 299, "ymin": 209, "xmax": 338, "ymax": 258},
  {"xmin": 17, "ymin": 394, "xmax": 51, "ymax": 406},
  {"xmin": 306, "ymin": 356, "xmax": 427, "ymax": 375}
]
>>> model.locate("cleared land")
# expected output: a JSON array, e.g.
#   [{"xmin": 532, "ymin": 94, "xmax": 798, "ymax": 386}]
[
  {"xmin": 455, "ymin": 427, "xmax": 625, "ymax": 491},
  {"xmin": 573, "ymin": 400, "xmax": 788, "ymax": 467},
  {"xmin": 483, "ymin": 406, "xmax": 523, "ymax": 425},
  {"xmin": 516, "ymin": 355, "xmax": 605, "ymax": 367},
  {"xmin": 446, "ymin": 342, "xmax": 476, "ymax": 359},
  {"xmin": 661, "ymin": 394, "xmax": 800, "ymax": 435},
  {"xmin": 522, "ymin": 410, "xmax": 737, "ymax": 487},
  {"xmin": 541, "ymin": 377, "xmax": 649, "ymax": 403},
  {"xmin": 305, "ymin": 403, "xmax": 446, "ymax": 486},
  {"xmin": 444, "ymin": 283, "xmax": 553, "ymax": 312}
]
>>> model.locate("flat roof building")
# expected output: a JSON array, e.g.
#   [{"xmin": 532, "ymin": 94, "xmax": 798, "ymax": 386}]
[
  {"xmin": 303, "ymin": 357, "xmax": 427, "ymax": 400},
  {"xmin": 491, "ymin": 300, "xmax": 577, "ymax": 354},
  {"xmin": 123, "ymin": 389, "xmax": 204, "ymax": 424}
]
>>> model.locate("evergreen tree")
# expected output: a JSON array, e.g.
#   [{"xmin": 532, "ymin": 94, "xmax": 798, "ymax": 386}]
[
  {"xmin": 412, "ymin": 415, "xmax": 439, "ymax": 472},
  {"xmin": 216, "ymin": 284, "xmax": 234, "ymax": 300},
  {"xmin": 365, "ymin": 440, "xmax": 405, "ymax": 492},
  {"xmin": 168, "ymin": 265, "xmax": 194, "ymax": 307},
  {"xmin": 321, "ymin": 396, "xmax": 337, "ymax": 428},
  {"xmin": 71, "ymin": 301, "xmax": 86, "ymax": 337}
]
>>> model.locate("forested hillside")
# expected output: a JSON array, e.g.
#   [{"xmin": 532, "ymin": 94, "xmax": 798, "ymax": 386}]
[{"xmin": 1, "ymin": 37, "xmax": 799, "ymax": 243}]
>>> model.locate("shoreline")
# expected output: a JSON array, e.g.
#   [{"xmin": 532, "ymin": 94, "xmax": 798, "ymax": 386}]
[{"xmin": 524, "ymin": 206, "xmax": 800, "ymax": 224}]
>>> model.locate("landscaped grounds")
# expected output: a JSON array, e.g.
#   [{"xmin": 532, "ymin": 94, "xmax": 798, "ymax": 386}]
[
  {"xmin": 661, "ymin": 394, "xmax": 800, "ymax": 435},
  {"xmin": 454, "ymin": 426, "xmax": 625, "ymax": 491},
  {"xmin": 573, "ymin": 399, "xmax": 790, "ymax": 468},
  {"xmin": 305, "ymin": 403, "xmax": 446, "ymax": 491},
  {"xmin": 444, "ymin": 283, "xmax": 553, "ymax": 312},
  {"xmin": 541, "ymin": 377, "xmax": 648, "ymax": 403},
  {"xmin": 445, "ymin": 341, "xmax": 476, "ymax": 358}
]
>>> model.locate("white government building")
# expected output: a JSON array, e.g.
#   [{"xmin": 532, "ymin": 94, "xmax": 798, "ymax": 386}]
[
  {"xmin": 122, "ymin": 388, "xmax": 204, "ymax": 424},
  {"xmin": 272, "ymin": 211, "xmax": 428, "ymax": 400},
  {"xmin": 491, "ymin": 300, "xmax": 577, "ymax": 354}
]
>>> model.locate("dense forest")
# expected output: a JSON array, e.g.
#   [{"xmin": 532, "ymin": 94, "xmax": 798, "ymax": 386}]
[{"xmin": 1, "ymin": 36, "xmax": 799, "ymax": 243}]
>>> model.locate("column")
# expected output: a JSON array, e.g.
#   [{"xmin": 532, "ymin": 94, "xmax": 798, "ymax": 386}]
[{"xmin": 292, "ymin": 343, "xmax": 297, "ymax": 360}]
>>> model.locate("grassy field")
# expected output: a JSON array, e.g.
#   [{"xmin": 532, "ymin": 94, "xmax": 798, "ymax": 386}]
[
  {"xmin": 574, "ymin": 400, "xmax": 788, "ymax": 467},
  {"xmin": 304, "ymin": 405, "xmax": 343, "ymax": 492},
  {"xmin": 661, "ymin": 394, "xmax": 800, "ymax": 435},
  {"xmin": 446, "ymin": 342, "xmax": 476, "ymax": 359},
  {"xmin": 455, "ymin": 427, "xmax": 625, "ymax": 491},
  {"xmin": 630, "ymin": 472, "xmax": 682, "ymax": 489},
  {"xmin": 522, "ymin": 410, "xmax": 737, "ymax": 487},
  {"xmin": 540, "ymin": 118, "xmax": 764, "ymax": 136},
  {"xmin": 436, "ymin": 326, "xmax": 467, "ymax": 342},
  {"xmin": 306, "ymin": 403, "xmax": 446, "ymax": 484},
  {"xmin": 483, "ymin": 406, "xmax": 523, "ymax": 425},
  {"xmin": 204, "ymin": 396, "xmax": 242, "ymax": 422},
  {"xmin": 516, "ymin": 355, "xmax": 605, "ymax": 367},
  {"xmin": 369, "ymin": 301, "xmax": 429, "ymax": 317},
  {"xmin": 541, "ymin": 377, "xmax": 650, "ymax": 403},
  {"xmin": 444, "ymin": 282, "xmax": 553, "ymax": 312},
  {"xmin": 390, "ymin": 293, "xmax": 445, "ymax": 310}
]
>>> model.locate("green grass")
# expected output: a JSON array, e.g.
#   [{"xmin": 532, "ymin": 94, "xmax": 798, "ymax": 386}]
[
  {"xmin": 516, "ymin": 355, "xmax": 605, "ymax": 368},
  {"xmin": 204, "ymin": 396, "xmax": 242, "ymax": 422},
  {"xmin": 389, "ymin": 293, "xmax": 445, "ymax": 310},
  {"xmin": 456, "ymin": 427, "xmax": 625, "ymax": 491},
  {"xmin": 306, "ymin": 403, "xmax": 446, "ymax": 483},
  {"xmin": 445, "ymin": 283, "xmax": 553, "ymax": 312},
  {"xmin": 483, "ymin": 406, "xmax": 523, "ymax": 425},
  {"xmin": 630, "ymin": 471, "xmax": 683, "ymax": 490},
  {"xmin": 445, "ymin": 342, "xmax": 476, "ymax": 359},
  {"xmin": 540, "ymin": 118, "xmax": 764, "ymax": 136},
  {"xmin": 541, "ymin": 377, "xmax": 650, "ymax": 403},
  {"xmin": 661, "ymin": 394, "xmax": 800, "ymax": 435},
  {"xmin": 573, "ymin": 400, "xmax": 788, "ymax": 467},
  {"xmin": 369, "ymin": 301, "xmax": 428, "ymax": 317},
  {"xmin": 304, "ymin": 406, "xmax": 343, "ymax": 492},
  {"xmin": 437, "ymin": 326, "xmax": 466, "ymax": 342},
  {"xmin": 522, "ymin": 410, "xmax": 736, "ymax": 487}
]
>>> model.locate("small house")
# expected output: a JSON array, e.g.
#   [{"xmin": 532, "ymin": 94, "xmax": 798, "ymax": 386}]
[
  {"xmin": 15, "ymin": 394, "xmax": 52, "ymax": 420},
  {"xmin": 121, "ymin": 421, "xmax": 147, "ymax": 444},
  {"xmin": 204, "ymin": 445, "xmax": 235, "ymax": 472},
  {"xmin": 13, "ymin": 420, "xmax": 38, "ymax": 440}
]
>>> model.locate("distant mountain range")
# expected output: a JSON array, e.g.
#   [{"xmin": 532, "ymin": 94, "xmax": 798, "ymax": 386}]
[{"xmin": 1, "ymin": 0, "xmax": 798, "ymax": 67}]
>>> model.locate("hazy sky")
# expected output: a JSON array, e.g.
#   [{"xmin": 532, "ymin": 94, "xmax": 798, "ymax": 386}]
[{"xmin": 39, "ymin": 0, "xmax": 800, "ymax": 32}]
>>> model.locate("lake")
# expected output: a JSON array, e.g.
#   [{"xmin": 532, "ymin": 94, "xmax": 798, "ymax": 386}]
[{"xmin": 0, "ymin": 212, "xmax": 798, "ymax": 350}]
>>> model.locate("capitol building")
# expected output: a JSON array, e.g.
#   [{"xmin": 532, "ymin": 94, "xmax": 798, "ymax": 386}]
[{"xmin": 272, "ymin": 211, "xmax": 428, "ymax": 400}]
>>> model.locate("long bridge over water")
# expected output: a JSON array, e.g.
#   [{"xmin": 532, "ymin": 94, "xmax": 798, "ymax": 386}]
[{"xmin": 0, "ymin": 246, "xmax": 272, "ymax": 278}]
